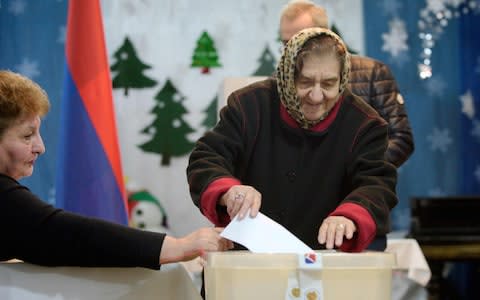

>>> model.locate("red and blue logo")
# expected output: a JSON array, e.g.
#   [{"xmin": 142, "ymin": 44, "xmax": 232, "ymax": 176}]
[{"xmin": 304, "ymin": 252, "xmax": 317, "ymax": 264}]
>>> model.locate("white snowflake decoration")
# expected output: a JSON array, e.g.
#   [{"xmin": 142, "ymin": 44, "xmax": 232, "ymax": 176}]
[
  {"xmin": 389, "ymin": 50, "xmax": 411, "ymax": 68},
  {"xmin": 425, "ymin": 76, "xmax": 447, "ymax": 98},
  {"xmin": 475, "ymin": 165, "xmax": 480, "ymax": 183},
  {"xmin": 57, "ymin": 25, "xmax": 66, "ymax": 44},
  {"xmin": 447, "ymin": 0, "xmax": 467, "ymax": 8},
  {"xmin": 8, "ymin": 0, "xmax": 26, "ymax": 16},
  {"xmin": 382, "ymin": 18, "xmax": 409, "ymax": 57},
  {"xmin": 471, "ymin": 119, "xmax": 480, "ymax": 140},
  {"xmin": 48, "ymin": 186, "xmax": 56, "ymax": 205},
  {"xmin": 173, "ymin": 93, "xmax": 183, "ymax": 102},
  {"xmin": 15, "ymin": 58, "xmax": 40, "ymax": 79},
  {"xmin": 427, "ymin": 0, "xmax": 448, "ymax": 13},
  {"xmin": 428, "ymin": 187, "xmax": 447, "ymax": 196},
  {"xmin": 427, "ymin": 127, "xmax": 453, "ymax": 153},
  {"xmin": 172, "ymin": 119, "xmax": 181, "ymax": 128},
  {"xmin": 460, "ymin": 90, "xmax": 475, "ymax": 119},
  {"xmin": 379, "ymin": 0, "xmax": 403, "ymax": 16}
]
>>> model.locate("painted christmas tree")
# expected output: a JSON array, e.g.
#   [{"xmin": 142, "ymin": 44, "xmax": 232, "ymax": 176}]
[
  {"xmin": 252, "ymin": 45, "xmax": 276, "ymax": 76},
  {"xmin": 202, "ymin": 96, "xmax": 218, "ymax": 129},
  {"xmin": 191, "ymin": 31, "xmax": 221, "ymax": 74},
  {"xmin": 110, "ymin": 37, "xmax": 157, "ymax": 96},
  {"xmin": 138, "ymin": 79, "xmax": 195, "ymax": 166}
]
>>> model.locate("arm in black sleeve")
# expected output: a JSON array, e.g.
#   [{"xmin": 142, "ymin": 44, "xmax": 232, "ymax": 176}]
[{"xmin": 1, "ymin": 180, "xmax": 164, "ymax": 269}]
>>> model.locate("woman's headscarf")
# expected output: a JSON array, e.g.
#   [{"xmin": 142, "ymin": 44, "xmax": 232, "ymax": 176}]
[{"xmin": 276, "ymin": 27, "xmax": 350, "ymax": 129}]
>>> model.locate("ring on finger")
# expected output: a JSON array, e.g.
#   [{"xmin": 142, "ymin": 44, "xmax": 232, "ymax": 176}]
[{"xmin": 234, "ymin": 192, "xmax": 245, "ymax": 201}]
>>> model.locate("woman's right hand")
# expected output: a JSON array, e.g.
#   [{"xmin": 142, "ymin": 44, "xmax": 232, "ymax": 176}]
[
  {"xmin": 219, "ymin": 185, "xmax": 262, "ymax": 220},
  {"xmin": 160, "ymin": 227, "xmax": 233, "ymax": 264}
]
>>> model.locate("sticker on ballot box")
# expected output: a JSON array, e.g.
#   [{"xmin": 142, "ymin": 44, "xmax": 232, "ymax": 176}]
[
  {"xmin": 285, "ymin": 253, "xmax": 325, "ymax": 299},
  {"xmin": 298, "ymin": 252, "xmax": 322, "ymax": 269}
]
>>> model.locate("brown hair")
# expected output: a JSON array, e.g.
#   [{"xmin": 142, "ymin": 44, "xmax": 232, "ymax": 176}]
[{"xmin": 0, "ymin": 70, "xmax": 50, "ymax": 138}]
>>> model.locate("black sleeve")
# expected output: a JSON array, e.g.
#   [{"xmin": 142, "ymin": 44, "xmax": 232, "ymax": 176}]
[{"xmin": 1, "ymin": 179, "xmax": 165, "ymax": 269}]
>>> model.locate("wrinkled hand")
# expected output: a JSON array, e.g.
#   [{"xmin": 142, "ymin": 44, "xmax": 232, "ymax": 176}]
[
  {"xmin": 220, "ymin": 185, "xmax": 262, "ymax": 220},
  {"xmin": 318, "ymin": 216, "xmax": 356, "ymax": 250},
  {"xmin": 160, "ymin": 227, "xmax": 233, "ymax": 264}
]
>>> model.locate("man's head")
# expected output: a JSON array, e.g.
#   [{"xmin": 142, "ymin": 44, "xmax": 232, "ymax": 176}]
[{"xmin": 279, "ymin": 0, "xmax": 328, "ymax": 44}]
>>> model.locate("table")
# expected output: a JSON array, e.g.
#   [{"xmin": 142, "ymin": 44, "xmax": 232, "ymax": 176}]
[
  {"xmin": 386, "ymin": 238, "xmax": 431, "ymax": 300},
  {"xmin": 0, "ymin": 261, "xmax": 201, "ymax": 300}
]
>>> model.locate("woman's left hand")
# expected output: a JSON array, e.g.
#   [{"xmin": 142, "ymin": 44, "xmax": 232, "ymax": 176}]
[{"xmin": 318, "ymin": 216, "xmax": 356, "ymax": 249}]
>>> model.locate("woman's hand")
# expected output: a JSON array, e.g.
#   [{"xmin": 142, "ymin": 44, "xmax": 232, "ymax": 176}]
[
  {"xmin": 318, "ymin": 216, "xmax": 356, "ymax": 249},
  {"xmin": 160, "ymin": 227, "xmax": 233, "ymax": 264},
  {"xmin": 219, "ymin": 185, "xmax": 262, "ymax": 220}
]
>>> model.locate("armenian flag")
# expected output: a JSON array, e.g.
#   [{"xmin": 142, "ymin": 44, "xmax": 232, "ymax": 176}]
[{"xmin": 56, "ymin": 0, "xmax": 128, "ymax": 224}]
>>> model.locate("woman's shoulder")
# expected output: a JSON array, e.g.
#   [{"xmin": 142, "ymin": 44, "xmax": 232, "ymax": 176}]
[
  {"xmin": 0, "ymin": 174, "xmax": 24, "ymax": 194},
  {"xmin": 230, "ymin": 77, "xmax": 277, "ymax": 99}
]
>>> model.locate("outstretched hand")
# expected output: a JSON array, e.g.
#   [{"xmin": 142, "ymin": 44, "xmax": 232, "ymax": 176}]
[{"xmin": 160, "ymin": 227, "xmax": 233, "ymax": 264}]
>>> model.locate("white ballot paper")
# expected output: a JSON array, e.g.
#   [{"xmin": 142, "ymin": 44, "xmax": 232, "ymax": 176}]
[{"xmin": 220, "ymin": 212, "xmax": 313, "ymax": 253}]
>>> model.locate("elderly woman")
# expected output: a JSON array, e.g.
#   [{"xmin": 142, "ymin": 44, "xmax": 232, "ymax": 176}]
[
  {"xmin": 0, "ymin": 70, "xmax": 231, "ymax": 267},
  {"xmin": 188, "ymin": 28, "xmax": 397, "ymax": 252}
]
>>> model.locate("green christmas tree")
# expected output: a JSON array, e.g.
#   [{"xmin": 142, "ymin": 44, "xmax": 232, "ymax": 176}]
[
  {"xmin": 201, "ymin": 96, "xmax": 218, "ymax": 129},
  {"xmin": 191, "ymin": 31, "xmax": 221, "ymax": 74},
  {"xmin": 252, "ymin": 45, "xmax": 276, "ymax": 76},
  {"xmin": 138, "ymin": 79, "xmax": 195, "ymax": 166},
  {"xmin": 110, "ymin": 37, "xmax": 157, "ymax": 96},
  {"xmin": 331, "ymin": 24, "xmax": 358, "ymax": 54}
]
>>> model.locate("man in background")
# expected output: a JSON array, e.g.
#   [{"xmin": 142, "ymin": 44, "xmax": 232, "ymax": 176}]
[{"xmin": 280, "ymin": 0, "xmax": 414, "ymax": 168}]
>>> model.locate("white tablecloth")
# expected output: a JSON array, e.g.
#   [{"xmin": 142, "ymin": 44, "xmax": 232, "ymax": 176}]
[
  {"xmin": 386, "ymin": 238, "xmax": 431, "ymax": 300},
  {"xmin": 0, "ymin": 262, "xmax": 201, "ymax": 300}
]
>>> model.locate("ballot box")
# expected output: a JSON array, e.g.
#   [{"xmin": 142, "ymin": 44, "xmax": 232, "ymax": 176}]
[{"xmin": 205, "ymin": 251, "xmax": 396, "ymax": 300}]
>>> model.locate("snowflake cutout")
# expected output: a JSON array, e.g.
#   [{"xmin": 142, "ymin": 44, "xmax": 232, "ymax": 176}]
[
  {"xmin": 15, "ymin": 58, "xmax": 40, "ymax": 79},
  {"xmin": 426, "ymin": 0, "xmax": 448, "ymax": 13},
  {"xmin": 8, "ymin": 0, "xmax": 26, "ymax": 16},
  {"xmin": 424, "ymin": 76, "xmax": 447, "ymax": 98},
  {"xmin": 427, "ymin": 127, "xmax": 453, "ymax": 153},
  {"xmin": 389, "ymin": 50, "xmax": 411, "ymax": 68},
  {"xmin": 471, "ymin": 119, "xmax": 480, "ymax": 141},
  {"xmin": 428, "ymin": 187, "xmax": 446, "ymax": 196},
  {"xmin": 475, "ymin": 165, "xmax": 480, "ymax": 183},
  {"xmin": 173, "ymin": 93, "xmax": 183, "ymax": 102},
  {"xmin": 460, "ymin": 90, "xmax": 475, "ymax": 119},
  {"xmin": 172, "ymin": 119, "xmax": 181, "ymax": 128},
  {"xmin": 379, "ymin": 0, "xmax": 403, "ymax": 16},
  {"xmin": 57, "ymin": 25, "xmax": 66, "ymax": 44},
  {"xmin": 48, "ymin": 186, "xmax": 56, "ymax": 205},
  {"xmin": 447, "ymin": 0, "xmax": 466, "ymax": 8},
  {"xmin": 381, "ymin": 18, "xmax": 408, "ymax": 57}
]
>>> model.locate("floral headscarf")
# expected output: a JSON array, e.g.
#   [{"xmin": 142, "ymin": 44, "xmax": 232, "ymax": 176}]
[{"xmin": 276, "ymin": 27, "xmax": 351, "ymax": 129}]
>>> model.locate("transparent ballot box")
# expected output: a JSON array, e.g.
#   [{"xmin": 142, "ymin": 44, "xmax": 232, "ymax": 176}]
[{"xmin": 205, "ymin": 251, "xmax": 396, "ymax": 300}]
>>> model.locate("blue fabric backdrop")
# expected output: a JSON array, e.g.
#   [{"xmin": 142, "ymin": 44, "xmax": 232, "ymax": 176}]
[
  {"xmin": 0, "ymin": 0, "xmax": 67, "ymax": 204},
  {"xmin": 363, "ymin": 0, "xmax": 480, "ymax": 232}
]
